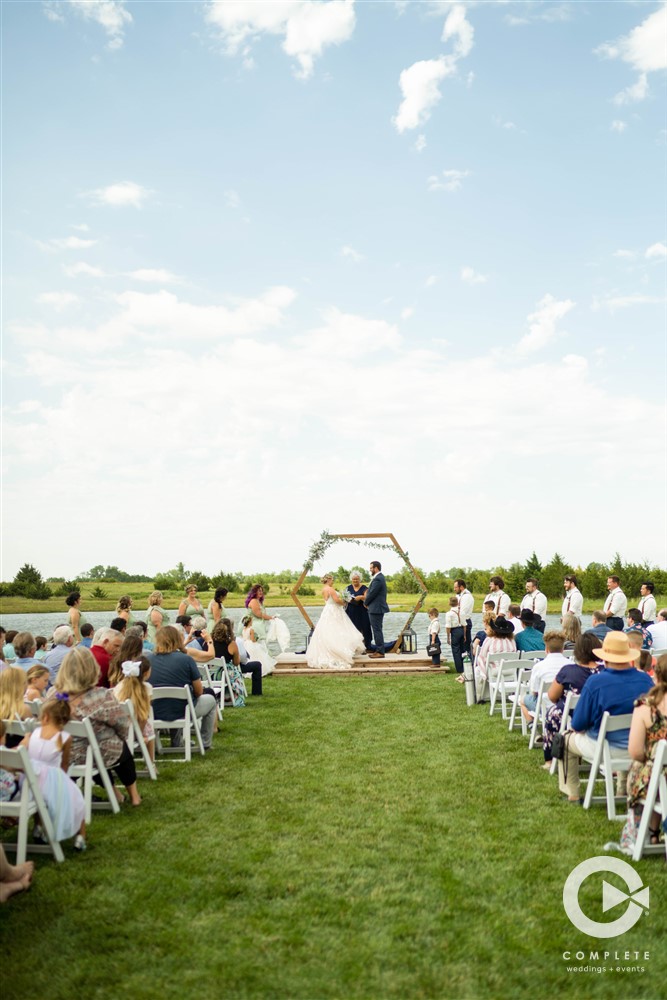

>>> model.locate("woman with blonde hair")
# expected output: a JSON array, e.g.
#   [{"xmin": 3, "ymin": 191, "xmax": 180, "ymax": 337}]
[
  {"xmin": 306, "ymin": 573, "xmax": 365, "ymax": 670},
  {"xmin": 54, "ymin": 646, "xmax": 141, "ymax": 806},
  {"xmin": 146, "ymin": 591, "xmax": 170, "ymax": 645},
  {"xmin": 561, "ymin": 612, "xmax": 581, "ymax": 651},
  {"xmin": 112, "ymin": 654, "xmax": 155, "ymax": 762},
  {"xmin": 115, "ymin": 596, "xmax": 135, "ymax": 626},
  {"xmin": 0, "ymin": 668, "xmax": 31, "ymax": 744},
  {"xmin": 25, "ymin": 665, "xmax": 50, "ymax": 703}
]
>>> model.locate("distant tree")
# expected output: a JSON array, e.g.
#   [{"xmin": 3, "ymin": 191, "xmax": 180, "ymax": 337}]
[
  {"xmin": 210, "ymin": 572, "xmax": 242, "ymax": 593},
  {"xmin": 504, "ymin": 563, "xmax": 526, "ymax": 601},
  {"xmin": 89, "ymin": 586, "xmax": 109, "ymax": 599},
  {"xmin": 388, "ymin": 568, "xmax": 421, "ymax": 594},
  {"xmin": 425, "ymin": 571, "xmax": 450, "ymax": 592},
  {"xmin": 54, "ymin": 579, "xmax": 80, "ymax": 597},
  {"xmin": 153, "ymin": 573, "xmax": 180, "ymax": 592},
  {"xmin": 87, "ymin": 565, "xmax": 107, "ymax": 581},
  {"xmin": 539, "ymin": 553, "xmax": 575, "ymax": 599},
  {"xmin": 524, "ymin": 551, "xmax": 543, "ymax": 578},
  {"xmin": 579, "ymin": 562, "xmax": 608, "ymax": 601},
  {"xmin": 9, "ymin": 564, "xmax": 52, "ymax": 600},
  {"xmin": 187, "ymin": 571, "xmax": 211, "ymax": 591}
]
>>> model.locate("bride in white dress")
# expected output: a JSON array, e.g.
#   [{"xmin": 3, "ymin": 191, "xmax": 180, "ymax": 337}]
[{"xmin": 306, "ymin": 573, "xmax": 365, "ymax": 669}]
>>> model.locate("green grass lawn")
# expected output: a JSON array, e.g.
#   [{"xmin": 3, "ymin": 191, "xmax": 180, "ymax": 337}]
[{"xmin": 2, "ymin": 676, "xmax": 664, "ymax": 999}]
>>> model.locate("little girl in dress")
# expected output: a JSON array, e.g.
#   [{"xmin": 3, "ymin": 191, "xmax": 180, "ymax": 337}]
[
  {"xmin": 112, "ymin": 657, "xmax": 155, "ymax": 762},
  {"xmin": 241, "ymin": 615, "xmax": 275, "ymax": 677},
  {"xmin": 25, "ymin": 665, "xmax": 50, "ymax": 703},
  {"xmin": 21, "ymin": 695, "xmax": 87, "ymax": 851}
]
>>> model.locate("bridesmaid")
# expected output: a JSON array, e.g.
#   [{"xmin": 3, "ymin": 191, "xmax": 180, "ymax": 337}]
[
  {"xmin": 345, "ymin": 572, "xmax": 373, "ymax": 652},
  {"xmin": 178, "ymin": 584, "xmax": 205, "ymax": 620},
  {"xmin": 146, "ymin": 591, "xmax": 170, "ymax": 645},
  {"xmin": 206, "ymin": 587, "xmax": 228, "ymax": 632},
  {"xmin": 115, "ymin": 596, "xmax": 135, "ymax": 627},
  {"xmin": 65, "ymin": 591, "xmax": 86, "ymax": 644}
]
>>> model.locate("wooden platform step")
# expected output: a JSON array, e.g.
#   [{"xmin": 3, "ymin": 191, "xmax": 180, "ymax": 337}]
[{"xmin": 273, "ymin": 652, "xmax": 450, "ymax": 676}]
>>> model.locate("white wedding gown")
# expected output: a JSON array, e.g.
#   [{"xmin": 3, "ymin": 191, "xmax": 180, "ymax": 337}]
[{"xmin": 306, "ymin": 596, "xmax": 365, "ymax": 669}]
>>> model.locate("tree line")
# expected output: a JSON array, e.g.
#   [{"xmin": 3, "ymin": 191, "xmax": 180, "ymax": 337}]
[{"xmin": 1, "ymin": 552, "xmax": 665, "ymax": 602}]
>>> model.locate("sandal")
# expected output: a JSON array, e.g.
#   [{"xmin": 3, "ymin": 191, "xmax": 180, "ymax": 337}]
[{"xmin": 455, "ymin": 675, "xmax": 466, "ymax": 684}]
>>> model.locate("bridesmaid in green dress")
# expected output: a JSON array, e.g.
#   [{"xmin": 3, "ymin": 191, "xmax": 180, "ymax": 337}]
[
  {"xmin": 206, "ymin": 588, "xmax": 228, "ymax": 632},
  {"xmin": 115, "ymin": 596, "xmax": 135, "ymax": 627},
  {"xmin": 146, "ymin": 591, "xmax": 170, "ymax": 644},
  {"xmin": 178, "ymin": 585, "xmax": 205, "ymax": 620},
  {"xmin": 65, "ymin": 591, "xmax": 87, "ymax": 644},
  {"xmin": 244, "ymin": 585, "xmax": 275, "ymax": 642}
]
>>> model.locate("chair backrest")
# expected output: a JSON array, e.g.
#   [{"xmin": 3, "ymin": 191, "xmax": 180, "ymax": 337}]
[
  {"xmin": 0, "ymin": 745, "xmax": 65, "ymax": 862},
  {"xmin": 599, "ymin": 711, "xmax": 634, "ymax": 737},
  {"xmin": 151, "ymin": 687, "xmax": 189, "ymax": 709},
  {"xmin": 24, "ymin": 699, "xmax": 41, "ymax": 717},
  {"xmin": 519, "ymin": 650, "xmax": 545, "ymax": 661}
]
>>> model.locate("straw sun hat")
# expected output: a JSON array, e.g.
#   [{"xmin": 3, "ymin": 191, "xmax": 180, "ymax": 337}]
[{"xmin": 593, "ymin": 632, "xmax": 641, "ymax": 663}]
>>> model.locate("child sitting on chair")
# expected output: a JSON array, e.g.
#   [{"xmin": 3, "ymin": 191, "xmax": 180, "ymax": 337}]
[{"xmin": 112, "ymin": 657, "xmax": 155, "ymax": 762}]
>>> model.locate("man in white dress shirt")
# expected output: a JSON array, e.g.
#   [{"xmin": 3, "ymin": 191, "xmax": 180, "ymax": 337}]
[
  {"xmin": 647, "ymin": 609, "xmax": 667, "ymax": 650},
  {"xmin": 507, "ymin": 604, "xmax": 524, "ymax": 635},
  {"xmin": 520, "ymin": 578, "xmax": 548, "ymax": 633},
  {"xmin": 453, "ymin": 579, "xmax": 475, "ymax": 656},
  {"xmin": 638, "ymin": 582, "xmax": 657, "ymax": 626},
  {"xmin": 485, "ymin": 576, "xmax": 511, "ymax": 617},
  {"xmin": 604, "ymin": 576, "xmax": 627, "ymax": 631},
  {"xmin": 561, "ymin": 574, "xmax": 583, "ymax": 622}
]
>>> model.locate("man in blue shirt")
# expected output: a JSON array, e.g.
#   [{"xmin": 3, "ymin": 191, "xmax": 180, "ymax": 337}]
[
  {"xmin": 585, "ymin": 610, "xmax": 612, "ymax": 643},
  {"xmin": 558, "ymin": 632, "xmax": 653, "ymax": 802},
  {"xmin": 515, "ymin": 610, "xmax": 546, "ymax": 652}
]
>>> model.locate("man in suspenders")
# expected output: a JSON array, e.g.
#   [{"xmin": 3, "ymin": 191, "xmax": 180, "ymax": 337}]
[
  {"xmin": 561, "ymin": 574, "xmax": 583, "ymax": 622},
  {"xmin": 453, "ymin": 579, "xmax": 474, "ymax": 656},
  {"xmin": 519, "ymin": 578, "xmax": 548, "ymax": 633},
  {"xmin": 638, "ymin": 582, "xmax": 657, "ymax": 626},
  {"xmin": 604, "ymin": 575, "xmax": 627, "ymax": 631}
]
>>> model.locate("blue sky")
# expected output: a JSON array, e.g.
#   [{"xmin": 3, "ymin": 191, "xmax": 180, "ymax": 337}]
[{"xmin": 3, "ymin": 1, "xmax": 666, "ymax": 580}]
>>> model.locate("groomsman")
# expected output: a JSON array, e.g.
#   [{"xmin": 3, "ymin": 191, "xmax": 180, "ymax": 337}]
[
  {"xmin": 519, "ymin": 578, "xmax": 548, "ymax": 633},
  {"xmin": 603, "ymin": 575, "xmax": 627, "ymax": 631},
  {"xmin": 453, "ymin": 578, "xmax": 474, "ymax": 654},
  {"xmin": 365, "ymin": 561, "xmax": 390, "ymax": 658},
  {"xmin": 485, "ymin": 576, "xmax": 510, "ymax": 617},
  {"xmin": 561, "ymin": 574, "xmax": 583, "ymax": 622},
  {"xmin": 638, "ymin": 582, "xmax": 657, "ymax": 625}
]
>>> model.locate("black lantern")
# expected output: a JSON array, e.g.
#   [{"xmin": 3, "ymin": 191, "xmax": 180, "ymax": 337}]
[{"xmin": 400, "ymin": 628, "xmax": 417, "ymax": 654}]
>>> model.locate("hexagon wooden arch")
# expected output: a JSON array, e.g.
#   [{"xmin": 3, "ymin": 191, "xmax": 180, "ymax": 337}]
[{"xmin": 290, "ymin": 533, "xmax": 428, "ymax": 654}]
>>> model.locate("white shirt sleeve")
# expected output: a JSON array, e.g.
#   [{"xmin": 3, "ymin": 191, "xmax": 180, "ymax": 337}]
[
  {"xmin": 497, "ymin": 592, "xmax": 511, "ymax": 616},
  {"xmin": 535, "ymin": 592, "xmax": 548, "ymax": 619}
]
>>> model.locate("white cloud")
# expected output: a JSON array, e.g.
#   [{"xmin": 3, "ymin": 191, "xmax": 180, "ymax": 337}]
[
  {"xmin": 414, "ymin": 134, "xmax": 427, "ymax": 153},
  {"xmin": 592, "ymin": 293, "xmax": 666, "ymax": 311},
  {"xmin": 70, "ymin": 222, "xmax": 90, "ymax": 231},
  {"xmin": 441, "ymin": 3, "xmax": 474, "ymax": 58},
  {"xmin": 128, "ymin": 268, "xmax": 180, "ymax": 284},
  {"xmin": 612, "ymin": 249, "xmax": 636, "ymax": 259},
  {"xmin": 516, "ymin": 293, "xmax": 575, "ymax": 354},
  {"xmin": 610, "ymin": 119, "xmax": 627, "ymax": 133},
  {"xmin": 645, "ymin": 242, "xmax": 667, "ymax": 260},
  {"xmin": 63, "ymin": 261, "xmax": 106, "ymax": 277},
  {"xmin": 427, "ymin": 169, "xmax": 470, "ymax": 193},
  {"xmin": 424, "ymin": 275, "xmax": 438, "ymax": 287},
  {"xmin": 50, "ymin": 236, "xmax": 97, "ymax": 250},
  {"xmin": 613, "ymin": 72, "xmax": 648, "ymax": 106},
  {"xmin": 596, "ymin": 4, "xmax": 667, "ymax": 73},
  {"xmin": 392, "ymin": 57, "xmax": 454, "ymax": 133},
  {"xmin": 225, "ymin": 189, "xmax": 242, "ymax": 209},
  {"xmin": 204, "ymin": 0, "xmax": 356, "ymax": 79},
  {"xmin": 37, "ymin": 291, "xmax": 80, "ymax": 310},
  {"xmin": 340, "ymin": 245, "xmax": 364, "ymax": 263},
  {"xmin": 46, "ymin": 1, "xmax": 133, "ymax": 50},
  {"xmin": 460, "ymin": 266, "xmax": 487, "ymax": 286},
  {"xmin": 400, "ymin": 307, "xmax": 414, "ymax": 320},
  {"xmin": 86, "ymin": 180, "xmax": 151, "ymax": 208}
]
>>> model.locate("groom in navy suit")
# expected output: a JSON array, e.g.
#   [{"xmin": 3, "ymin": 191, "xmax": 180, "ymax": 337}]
[{"xmin": 364, "ymin": 561, "xmax": 390, "ymax": 658}]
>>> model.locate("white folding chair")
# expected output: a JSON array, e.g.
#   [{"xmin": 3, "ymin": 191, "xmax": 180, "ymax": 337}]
[
  {"xmin": 582, "ymin": 712, "xmax": 633, "ymax": 819},
  {"xmin": 121, "ymin": 700, "xmax": 157, "ymax": 781},
  {"xmin": 65, "ymin": 717, "xmax": 121, "ymax": 822},
  {"xmin": 23, "ymin": 700, "xmax": 41, "ymax": 718},
  {"xmin": 651, "ymin": 648, "xmax": 667, "ymax": 658},
  {"xmin": 528, "ymin": 677, "xmax": 551, "ymax": 750},
  {"xmin": 549, "ymin": 692, "xmax": 580, "ymax": 775},
  {"xmin": 0, "ymin": 745, "xmax": 65, "ymax": 863},
  {"xmin": 209, "ymin": 657, "xmax": 246, "ymax": 707},
  {"xmin": 476, "ymin": 651, "xmax": 509, "ymax": 704},
  {"xmin": 508, "ymin": 667, "xmax": 533, "ymax": 734},
  {"xmin": 198, "ymin": 663, "xmax": 223, "ymax": 722},
  {"xmin": 518, "ymin": 650, "xmax": 546, "ymax": 662},
  {"xmin": 632, "ymin": 739, "xmax": 667, "ymax": 861},
  {"xmin": 151, "ymin": 686, "xmax": 205, "ymax": 761},
  {"xmin": 489, "ymin": 658, "xmax": 523, "ymax": 719}
]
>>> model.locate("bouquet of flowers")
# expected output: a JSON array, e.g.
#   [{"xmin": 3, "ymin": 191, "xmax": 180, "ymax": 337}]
[{"xmin": 339, "ymin": 589, "xmax": 352, "ymax": 605}]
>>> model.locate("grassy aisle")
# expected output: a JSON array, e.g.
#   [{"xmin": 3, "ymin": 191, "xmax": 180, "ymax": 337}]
[{"xmin": 2, "ymin": 677, "xmax": 664, "ymax": 999}]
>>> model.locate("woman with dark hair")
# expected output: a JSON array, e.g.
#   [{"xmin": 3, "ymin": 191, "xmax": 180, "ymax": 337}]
[
  {"xmin": 115, "ymin": 596, "xmax": 135, "ymax": 626},
  {"xmin": 206, "ymin": 588, "xmax": 228, "ymax": 632},
  {"xmin": 243, "ymin": 585, "xmax": 276, "ymax": 673},
  {"xmin": 178, "ymin": 585, "xmax": 205, "ymax": 620},
  {"xmin": 212, "ymin": 619, "xmax": 263, "ymax": 696},
  {"xmin": 542, "ymin": 633, "xmax": 600, "ymax": 766},
  {"xmin": 65, "ymin": 591, "xmax": 86, "ymax": 644}
]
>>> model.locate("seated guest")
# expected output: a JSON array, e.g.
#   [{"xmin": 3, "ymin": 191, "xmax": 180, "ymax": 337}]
[
  {"xmin": 558, "ymin": 632, "xmax": 653, "ymax": 803},
  {"xmin": 186, "ymin": 616, "xmax": 209, "ymax": 651},
  {"xmin": 624, "ymin": 609, "xmax": 653, "ymax": 650},
  {"xmin": 515, "ymin": 610, "xmax": 546, "ymax": 652},
  {"xmin": 561, "ymin": 612, "xmax": 582, "ymax": 652},
  {"xmin": 585, "ymin": 610, "xmax": 612, "ymax": 643},
  {"xmin": 52, "ymin": 646, "xmax": 141, "ymax": 806},
  {"xmin": 12, "ymin": 632, "xmax": 41, "ymax": 670},
  {"xmin": 507, "ymin": 605, "xmax": 524, "ymax": 635},
  {"xmin": 647, "ymin": 609, "xmax": 667, "ymax": 650},
  {"xmin": 107, "ymin": 634, "xmax": 145, "ymax": 687},
  {"xmin": 542, "ymin": 633, "xmax": 600, "ymax": 765},
  {"xmin": 34, "ymin": 636, "xmax": 48, "ymax": 662},
  {"xmin": 90, "ymin": 628, "xmax": 123, "ymax": 688},
  {"xmin": 2, "ymin": 631, "xmax": 18, "ymax": 662},
  {"xmin": 620, "ymin": 654, "xmax": 667, "ymax": 850},
  {"xmin": 127, "ymin": 621, "xmax": 153, "ymax": 652},
  {"xmin": 147, "ymin": 626, "xmax": 217, "ymax": 750},
  {"xmin": 520, "ymin": 631, "xmax": 571, "ymax": 726},
  {"xmin": 471, "ymin": 603, "xmax": 496, "ymax": 660},
  {"xmin": 0, "ymin": 668, "xmax": 32, "ymax": 743},
  {"xmin": 212, "ymin": 619, "xmax": 263, "ymax": 696},
  {"xmin": 109, "ymin": 617, "xmax": 127, "ymax": 636},
  {"xmin": 25, "ymin": 665, "xmax": 50, "ymax": 702},
  {"xmin": 44, "ymin": 626, "xmax": 74, "ymax": 683},
  {"xmin": 475, "ymin": 616, "xmax": 517, "ymax": 686},
  {"xmin": 79, "ymin": 623, "xmax": 95, "ymax": 648}
]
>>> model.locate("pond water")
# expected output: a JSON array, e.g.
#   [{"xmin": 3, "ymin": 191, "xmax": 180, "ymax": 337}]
[{"xmin": 1, "ymin": 607, "xmax": 569, "ymax": 656}]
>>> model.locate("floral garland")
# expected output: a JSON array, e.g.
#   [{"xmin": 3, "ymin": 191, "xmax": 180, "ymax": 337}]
[{"xmin": 302, "ymin": 529, "xmax": 415, "ymax": 575}]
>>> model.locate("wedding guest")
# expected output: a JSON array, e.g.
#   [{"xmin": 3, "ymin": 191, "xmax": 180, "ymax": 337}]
[
  {"xmin": 146, "ymin": 591, "xmax": 170, "ymax": 645},
  {"xmin": 90, "ymin": 628, "xmax": 123, "ymax": 688},
  {"xmin": 79, "ymin": 624, "xmax": 94, "ymax": 648},
  {"xmin": 624, "ymin": 609, "xmax": 653, "ymax": 650},
  {"xmin": 44, "ymin": 626, "xmax": 74, "ymax": 683},
  {"xmin": 112, "ymin": 654, "xmax": 155, "ymax": 762},
  {"xmin": 107, "ymin": 634, "xmax": 144, "ymax": 687},
  {"xmin": 542, "ymin": 633, "xmax": 600, "ymax": 766},
  {"xmin": 128, "ymin": 621, "xmax": 154, "ymax": 652},
  {"xmin": 586, "ymin": 610, "xmax": 611, "ymax": 643},
  {"xmin": 53, "ymin": 646, "xmax": 141, "ymax": 806},
  {"xmin": 520, "ymin": 631, "xmax": 571, "ymax": 726},
  {"xmin": 475, "ymin": 616, "xmax": 516, "ymax": 687},
  {"xmin": 508, "ymin": 605, "xmax": 524, "ymax": 636},
  {"xmin": 647, "ymin": 609, "xmax": 667, "ymax": 650},
  {"xmin": 561, "ymin": 613, "xmax": 582, "ymax": 652},
  {"xmin": 25, "ymin": 665, "xmax": 50, "ymax": 702},
  {"xmin": 109, "ymin": 617, "xmax": 128, "ymax": 636},
  {"xmin": 3, "ymin": 631, "xmax": 18, "ymax": 662},
  {"xmin": 213, "ymin": 619, "xmax": 263, "ymax": 696},
  {"xmin": 0, "ymin": 668, "xmax": 32, "ymax": 743},
  {"xmin": 34, "ymin": 637, "xmax": 48, "ymax": 662},
  {"xmin": 206, "ymin": 588, "xmax": 228, "ymax": 632},
  {"xmin": 12, "ymin": 632, "xmax": 41, "ymax": 670},
  {"xmin": 178, "ymin": 585, "xmax": 205, "ymax": 620},
  {"xmin": 65, "ymin": 591, "xmax": 86, "ymax": 644},
  {"xmin": 515, "ymin": 610, "xmax": 545, "ymax": 652},
  {"xmin": 471, "ymin": 605, "xmax": 496, "ymax": 661},
  {"xmin": 345, "ymin": 572, "xmax": 372, "ymax": 651},
  {"xmin": 148, "ymin": 626, "xmax": 217, "ymax": 750}
]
